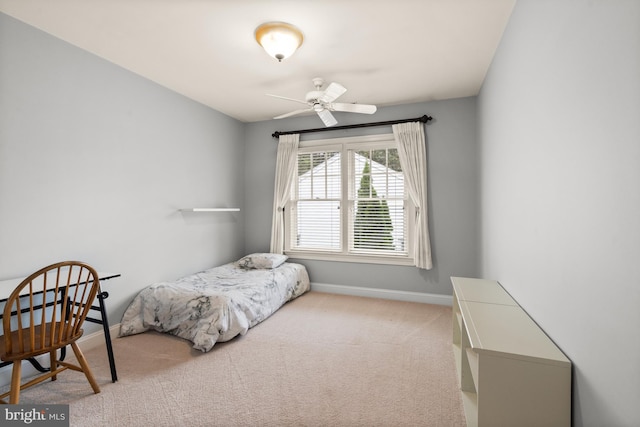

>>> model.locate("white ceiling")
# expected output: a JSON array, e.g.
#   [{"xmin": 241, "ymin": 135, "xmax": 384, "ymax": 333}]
[{"xmin": 0, "ymin": 0, "xmax": 515, "ymax": 123}]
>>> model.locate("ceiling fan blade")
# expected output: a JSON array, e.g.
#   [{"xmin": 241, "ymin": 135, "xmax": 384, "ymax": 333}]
[
  {"xmin": 330, "ymin": 103, "xmax": 377, "ymax": 114},
  {"xmin": 266, "ymin": 93, "xmax": 309, "ymax": 106},
  {"xmin": 319, "ymin": 82, "xmax": 347, "ymax": 103},
  {"xmin": 317, "ymin": 109, "xmax": 338, "ymax": 127},
  {"xmin": 274, "ymin": 108, "xmax": 312, "ymax": 119}
]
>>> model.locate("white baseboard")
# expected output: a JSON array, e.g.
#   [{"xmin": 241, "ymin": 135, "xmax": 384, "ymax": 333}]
[
  {"xmin": 311, "ymin": 282, "xmax": 453, "ymax": 306},
  {"xmin": 77, "ymin": 324, "xmax": 121, "ymax": 352}
]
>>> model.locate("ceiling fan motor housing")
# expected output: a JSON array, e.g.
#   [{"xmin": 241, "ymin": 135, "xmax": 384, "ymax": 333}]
[{"xmin": 305, "ymin": 91, "xmax": 324, "ymax": 103}]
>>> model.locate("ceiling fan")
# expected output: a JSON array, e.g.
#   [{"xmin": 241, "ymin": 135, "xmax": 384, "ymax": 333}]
[{"xmin": 267, "ymin": 77, "xmax": 377, "ymax": 127}]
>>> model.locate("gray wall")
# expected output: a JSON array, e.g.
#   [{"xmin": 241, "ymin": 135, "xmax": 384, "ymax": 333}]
[
  {"xmin": 477, "ymin": 1, "xmax": 640, "ymax": 425},
  {"xmin": 244, "ymin": 98, "xmax": 479, "ymax": 296},
  {"xmin": 0, "ymin": 13, "xmax": 246, "ymax": 328}
]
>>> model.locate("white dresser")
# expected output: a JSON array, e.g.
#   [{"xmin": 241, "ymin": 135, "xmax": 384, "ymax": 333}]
[{"xmin": 451, "ymin": 277, "xmax": 571, "ymax": 427}]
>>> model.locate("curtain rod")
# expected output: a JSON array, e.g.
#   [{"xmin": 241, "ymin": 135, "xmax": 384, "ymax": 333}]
[{"xmin": 272, "ymin": 114, "xmax": 433, "ymax": 138}]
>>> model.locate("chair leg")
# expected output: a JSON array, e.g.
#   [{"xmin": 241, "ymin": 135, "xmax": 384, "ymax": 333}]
[
  {"xmin": 10, "ymin": 360, "xmax": 22, "ymax": 404},
  {"xmin": 70, "ymin": 342, "xmax": 100, "ymax": 394},
  {"xmin": 50, "ymin": 350, "xmax": 58, "ymax": 381}
]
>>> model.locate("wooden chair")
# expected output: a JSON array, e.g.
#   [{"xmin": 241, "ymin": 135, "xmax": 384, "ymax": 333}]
[{"xmin": 0, "ymin": 261, "xmax": 101, "ymax": 403}]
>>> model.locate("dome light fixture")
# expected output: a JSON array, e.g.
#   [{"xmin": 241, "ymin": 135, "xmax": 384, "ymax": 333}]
[{"xmin": 255, "ymin": 22, "xmax": 304, "ymax": 62}]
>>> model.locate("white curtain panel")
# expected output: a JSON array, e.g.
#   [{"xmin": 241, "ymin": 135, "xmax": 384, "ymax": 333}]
[
  {"xmin": 270, "ymin": 134, "xmax": 300, "ymax": 254},
  {"xmin": 392, "ymin": 122, "xmax": 433, "ymax": 269}
]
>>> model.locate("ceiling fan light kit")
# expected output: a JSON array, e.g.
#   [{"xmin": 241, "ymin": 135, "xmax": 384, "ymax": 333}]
[
  {"xmin": 268, "ymin": 78, "xmax": 377, "ymax": 127},
  {"xmin": 254, "ymin": 22, "xmax": 304, "ymax": 62}
]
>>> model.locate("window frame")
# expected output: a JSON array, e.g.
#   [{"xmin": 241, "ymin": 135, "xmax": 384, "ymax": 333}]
[{"xmin": 284, "ymin": 133, "xmax": 415, "ymax": 266}]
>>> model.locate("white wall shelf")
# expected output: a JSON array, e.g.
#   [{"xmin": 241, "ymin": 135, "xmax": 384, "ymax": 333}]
[{"xmin": 179, "ymin": 208, "xmax": 240, "ymax": 212}]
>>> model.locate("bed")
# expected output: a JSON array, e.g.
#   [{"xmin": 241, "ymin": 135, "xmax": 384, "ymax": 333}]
[{"xmin": 119, "ymin": 253, "xmax": 310, "ymax": 352}]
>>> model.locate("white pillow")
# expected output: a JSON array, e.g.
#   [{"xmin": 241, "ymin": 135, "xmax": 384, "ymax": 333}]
[{"xmin": 236, "ymin": 253, "xmax": 288, "ymax": 269}]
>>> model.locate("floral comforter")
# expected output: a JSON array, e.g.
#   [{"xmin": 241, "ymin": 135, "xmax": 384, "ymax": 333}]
[{"xmin": 119, "ymin": 262, "xmax": 310, "ymax": 352}]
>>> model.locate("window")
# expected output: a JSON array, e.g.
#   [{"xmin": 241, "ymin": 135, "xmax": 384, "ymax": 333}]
[{"xmin": 284, "ymin": 134, "xmax": 415, "ymax": 265}]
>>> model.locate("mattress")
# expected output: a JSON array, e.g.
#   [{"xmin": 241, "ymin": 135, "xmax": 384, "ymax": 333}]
[{"xmin": 119, "ymin": 261, "xmax": 310, "ymax": 352}]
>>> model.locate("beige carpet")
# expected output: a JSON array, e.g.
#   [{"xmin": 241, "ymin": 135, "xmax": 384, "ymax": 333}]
[{"xmin": 2, "ymin": 292, "xmax": 466, "ymax": 427}]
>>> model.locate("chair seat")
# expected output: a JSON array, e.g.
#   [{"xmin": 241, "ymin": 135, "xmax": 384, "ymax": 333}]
[{"xmin": 0, "ymin": 323, "xmax": 83, "ymax": 362}]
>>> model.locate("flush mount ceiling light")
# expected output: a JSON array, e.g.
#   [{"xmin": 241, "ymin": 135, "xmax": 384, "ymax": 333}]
[{"xmin": 255, "ymin": 22, "xmax": 304, "ymax": 62}]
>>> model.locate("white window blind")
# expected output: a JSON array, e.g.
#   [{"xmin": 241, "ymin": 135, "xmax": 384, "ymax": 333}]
[
  {"xmin": 292, "ymin": 150, "xmax": 341, "ymax": 250},
  {"xmin": 286, "ymin": 134, "xmax": 413, "ymax": 265},
  {"xmin": 349, "ymin": 148, "xmax": 406, "ymax": 254}
]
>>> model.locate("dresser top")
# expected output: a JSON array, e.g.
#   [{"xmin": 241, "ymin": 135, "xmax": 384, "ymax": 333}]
[
  {"xmin": 451, "ymin": 276, "xmax": 570, "ymax": 366},
  {"xmin": 451, "ymin": 276, "xmax": 517, "ymax": 306}
]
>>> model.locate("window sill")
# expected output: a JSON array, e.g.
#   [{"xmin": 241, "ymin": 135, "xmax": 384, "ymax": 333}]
[{"xmin": 284, "ymin": 250, "xmax": 415, "ymax": 266}]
